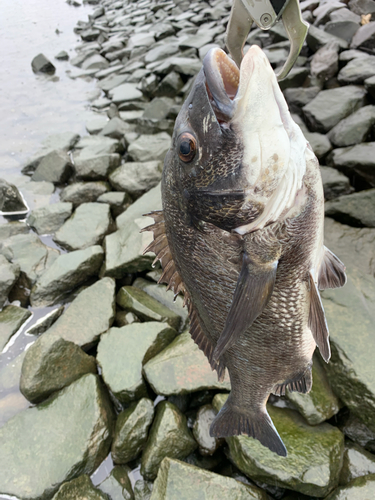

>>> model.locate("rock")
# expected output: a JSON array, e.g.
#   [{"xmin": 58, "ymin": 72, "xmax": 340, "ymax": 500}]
[
  {"xmin": 55, "ymin": 203, "xmax": 113, "ymax": 251},
  {"xmin": 313, "ymin": 1, "xmax": 344, "ymax": 26},
  {"xmin": 75, "ymin": 135, "xmax": 123, "ymax": 157},
  {"xmin": 142, "ymin": 97, "xmax": 174, "ymax": 121},
  {"xmin": 97, "ymin": 74, "xmax": 129, "ymax": 92},
  {"xmin": 0, "ymin": 178, "xmax": 28, "ymax": 214},
  {"xmin": 31, "ymin": 150, "xmax": 73, "ymax": 183},
  {"xmin": 0, "ymin": 305, "xmax": 32, "ymax": 351},
  {"xmin": 337, "ymin": 55, "xmax": 375, "ymax": 84},
  {"xmin": 30, "ymin": 246, "xmax": 104, "ymax": 307},
  {"xmin": 325, "ymin": 474, "xmax": 375, "ymax": 499},
  {"xmin": 52, "ymin": 474, "xmax": 108, "ymax": 499},
  {"xmin": 141, "ymin": 401, "xmax": 197, "ymax": 480},
  {"xmin": 156, "ymin": 57, "xmax": 202, "ymax": 76},
  {"xmin": 310, "ymin": 41, "xmax": 340, "ymax": 80},
  {"xmin": 325, "ymin": 189, "xmax": 375, "ymax": 227},
  {"xmin": 348, "ymin": 0, "xmax": 375, "ymax": 18},
  {"xmin": 85, "ymin": 115, "xmax": 108, "ymax": 135},
  {"xmin": 328, "ymin": 105, "xmax": 375, "ymax": 147},
  {"xmin": 339, "ymin": 442, "xmax": 375, "ymax": 485},
  {"xmin": 304, "ymin": 131, "xmax": 332, "ymax": 159},
  {"xmin": 285, "ymin": 354, "xmax": 341, "ymax": 425},
  {"xmin": 26, "ymin": 306, "xmax": 64, "ymax": 335},
  {"xmin": 127, "ymin": 133, "xmax": 171, "ymax": 163},
  {"xmin": 143, "ymin": 331, "xmax": 230, "ymax": 396},
  {"xmin": 98, "ymin": 466, "xmax": 134, "ymax": 500},
  {"xmin": 100, "ymin": 117, "xmax": 131, "ymax": 140},
  {"xmin": 150, "ymin": 457, "xmax": 267, "ymax": 500},
  {"xmin": 109, "ymin": 161, "xmax": 162, "ymax": 197},
  {"xmin": 144, "ymin": 44, "xmax": 179, "ymax": 64},
  {"xmin": 117, "ymin": 286, "xmax": 181, "ymax": 331},
  {"xmin": 193, "ymin": 404, "xmax": 222, "ymax": 456},
  {"xmin": 115, "ymin": 310, "xmax": 139, "ymax": 327},
  {"xmin": 324, "ymin": 21, "xmax": 360, "ymax": 44},
  {"xmin": 321, "ymin": 219, "xmax": 375, "ymax": 433},
  {"xmin": 31, "ymin": 53, "xmax": 56, "ymax": 74},
  {"xmin": 112, "ymin": 398, "xmax": 154, "ymax": 464},
  {"xmin": 60, "ymin": 181, "xmax": 110, "ymax": 205},
  {"xmin": 340, "ymin": 407, "xmax": 375, "ymax": 454},
  {"xmin": 97, "ymin": 191, "xmax": 130, "ymax": 218},
  {"xmin": 278, "ymin": 67, "xmax": 309, "ymax": 90},
  {"xmin": 0, "ymin": 374, "xmax": 113, "ymax": 499},
  {"xmin": 102, "ymin": 184, "xmax": 162, "ymax": 277},
  {"xmin": 320, "ymin": 166, "xmax": 352, "ymax": 200},
  {"xmin": 303, "ymin": 85, "xmax": 366, "ymax": 133},
  {"xmin": 351, "ymin": 21, "xmax": 375, "ymax": 51},
  {"xmin": 306, "ymin": 25, "xmax": 349, "ymax": 52},
  {"xmin": 74, "ymin": 154, "xmax": 120, "ymax": 181},
  {"xmin": 283, "ymin": 86, "xmax": 321, "ymax": 113},
  {"xmin": 81, "ymin": 54, "xmax": 109, "ymax": 71},
  {"xmin": 134, "ymin": 479, "xmax": 152, "ymax": 500},
  {"xmin": 330, "ymin": 7, "xmax": 361, "ymax": 24},
  {"xmin": 365, "ymin": 74, "xmax": 375, "ymax": 98},
  {"xmin": 108, "ymin": 83, "xmax": 143, "ymax": 105},
  {"xmin": 27, "ymin": 202, "xmax": 73, "ymax": 234},
  {"xmin": 55, "ymin": 50, "xmax": 69, "ymax": 61},
  {"xmin": 97, "ymin": 322, "xmax": 176, "ymax": 404},
  {"xmin": 155, "ymin": 71, "xmax": 184, "ymax": 97},
  {"xmin": 80, "ymin": 28, "xmax": 101, "ymax": 42},
  {"xmin": 212, "ymin": 394, "xmax": 344, "ymax": 497},
  {"xmin": 331, "ymin": 143, "xmax": 375, "ymax": 186},
  {"xmin": 0, "ymin": 221, "xmax": 29, "ymax": 239},
  {"xmin": 0, "ymin": 255, "xmax": 20, "ymax": 309}
]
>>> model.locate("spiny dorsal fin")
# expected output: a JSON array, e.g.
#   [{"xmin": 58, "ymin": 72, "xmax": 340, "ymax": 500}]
[
  {"xmin": 273, "ymin": 364, "xmax": 313, "ymax": 396},
  {"xmin": 309, "ymin": 272, "xmax": 330, "ymax": 362},
  {"xmin": 318, "ymin": 246, "xmax": 347, "ymax": 290}
]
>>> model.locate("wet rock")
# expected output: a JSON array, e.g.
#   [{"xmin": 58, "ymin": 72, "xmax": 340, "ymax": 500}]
[
  {"xmin": 30, "ymin": 245, "xmax": 104, "ymax": 307},
  {"xmin": 351, "ymin": 21, "xmax": 375, "ymax": 51},
  {"xmin": 0, "ymin": 374, "xmax": 113, "ymax": 499},
  {"xmin": 60, "ymin": 181, "xmax": 110, "ymax": 205},
  {"xmin": 100, "ymin": 117, "xmax": 131, "ymax": 140},
  {"xmin": 127, "ymin": 133, "xmax": 171, "ymax": 163},
  {"xmin": 193, "ymin": 404, "xmax": 222, "ymax": 456},
  {"xmin": 143, "ymin": 331, "xmax": 230, "ymax": 396},
  {"xmin": 306, "ymin": 25, "xmax": 349, "ymax": 52},
  {"xmin": 52, "ymin": 474, "xmax": 108, "ymax": 499},
  {"xmin": 74, "ymin": 154, "xmax": 120, "ymax": 181},
  {"xmin": 0, "ymin": 178, "xmax": 28, "ymax": 214},
  {"xmin": 98, "ymin": 466, "xmax": 133, "ymax": 500},
  {"xmin": 151, "ymin": 457, "xmax": 266, "ymax": 500},
  {"xmin": 213, "ymin": 394, "xmax": 344, "ymax": 497},
  {"xmin": 320, "ymin": 166, "xmax": 352, "ymax": 200},
  {"xmin": 338, "ymin": 55, "xmax": 375, "ymax": 84},
  {"xmin": 102, "ymin": 184, "xmax": 162, "ymax": 277},
  {"xmin": 26, "ymin": 306, "xmax": 64, "ymax": 335},
  {"xmin": 155, "ymin": 71, "xmax": 184, "ymax": 97},
  {"xmin": 117, "ymin": 286, "xmax": 181, "ymax": 331},
  {"xmin": 0, "ymin": 255, "xmax": 20, "ymax": 309},
  {"xmin": 55, "ymin": 202, "xmax": 113, "ymax": 251},
  {"xmin": 27, "ymin": 202, "xmax": 73, "ymax": 234},
  {"xmin": 109, "ymin": 160, "xmax": 162, "ymax": 197},
  {"xmin": 112, "ymin": 398, "xmax": 154, "ymax": 464},
  {"xmin": 325, "ymin": 474, "xmax": 375, "ymax": 499},
  {"xmin": 55, "ymin": 50, "xmax": 69, "ymax": 61},
  {"xmin": 339, "ymin": 441, "xmax": 375, "ymax": 485},
  {"xmin": 328, "ymin": 105, "xmax": 375, "ymax": 147},
  {"xmin": 97, "ymin": 322, "xmax": 176, "ymax": 404},
  {"xmin": 310, "ymin": 41, "xmax": 340, "ymax": 80},
  {"xmin": 0, "ymin": 305, "xmax": 32, "ymax": 351},
  {"xmin": 0, "ymin": 221, "xmax": 29, "ymax": 239},
  {"xmin": 141, "ymin": 401, "xmax": 197, "ymax": 480},
  {"xmin": 108, "ymin": 83, "xmax": 143, "ymax": 105},
  {"xmin": 325, "ymin": 189, "xmax": 375, "ymax": 227},
  {"xmin": 31, "ymin": 53, "xmax": 56, "ymax": 74},
  {"xmin": 31, "ymin": 150, "xmax": 73, "ymax": 184},
  {"xmin": 303, "ymin": 85, "xmax": 366, "ymax": 133},
  {"xmin": 134, "ymin": 479, "xmax": 152, "ymax": 500},
  {"xmin": 331, "ymin": 142, "xmax": 375, "ymax": 186}
]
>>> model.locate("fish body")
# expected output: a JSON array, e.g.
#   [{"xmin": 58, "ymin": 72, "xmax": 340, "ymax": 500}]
[{"xmin": 144, "ymin": 46, "xmax": 346, "ymax": 456}]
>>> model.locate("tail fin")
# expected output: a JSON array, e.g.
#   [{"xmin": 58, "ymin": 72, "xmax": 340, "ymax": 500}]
[{"xmin": 210, "ymin": 401, "xmax": 287, "ymax": 457}]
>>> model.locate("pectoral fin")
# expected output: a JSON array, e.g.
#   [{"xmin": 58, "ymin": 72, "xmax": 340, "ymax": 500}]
[
  {"xmin": 213, "ymin": 252, "xmax": 278, "ymax": 361},
  {"xmin": 318, "ymin": 246, "xmax": 347, "ymax": 290},
  {"xmin": 309, "ymin": 272, "xmax": 330, "ymax": 362}
]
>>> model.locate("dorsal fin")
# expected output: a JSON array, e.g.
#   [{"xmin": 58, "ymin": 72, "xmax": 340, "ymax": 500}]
[
  {"xmin": 142, "ymin": 211, "xmax": 226, "ymax": 380},
  {"xmin": 318, "ymin": 246, "xmax": 347, "ymax": 290},
  {"xmin": 309, "ymin": 272, "xmax": 330, "ymax": 362}
]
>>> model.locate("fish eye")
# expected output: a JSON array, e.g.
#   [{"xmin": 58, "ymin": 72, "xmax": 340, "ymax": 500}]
[{"xmin": 178, "ymin": 132, "xmax": 197, "ymax": 163}]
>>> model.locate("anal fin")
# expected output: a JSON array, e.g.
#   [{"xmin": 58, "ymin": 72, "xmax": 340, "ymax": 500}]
[
  {"xmin": 318, "ymin": 246, "xmax": 347, "ymax": 290},
  {"xmin": 273, "ymin": 365, "xmax": 313, "ymax": 396},
  {"xmin": 213, "ymin": 251, "xmax": 278, "ymax": 361},
  {"xmin": 309, "ymin": 272, "xmax": 330, "ymax": 362}
]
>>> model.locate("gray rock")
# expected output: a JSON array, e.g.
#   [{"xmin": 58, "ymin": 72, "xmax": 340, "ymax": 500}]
[
  {"xmin": 0, "ymin": 305, "xmax": 32, "ymax": 351},
  {"xmin": 303, "ymin": 85, "xmax": 366, "ymax": 132},
  {"xmin": 313, "ymin": 1, "xmax": 344, "ymax": 26},
  {"xmin": 97, "ymin": 74, "xmax": 129, "ymax": 92},
  {"xmin": 85, "ymin": 115, "xmax": 108, "ymax": 135},
  {"xmin": 193, "ymin": 404, "xmax": 222, "ymax": 456},
  {"xmin": 278, "ymin": 67, "xmax": 309, "ymax": 90},
  {"xmin": 81, "ymin": 28, "xmax": 101, "ymax": 42},
  {"xmin": 351, "ymin": 21, "xmax": 375, "ymax": 51},
  {"xmin": 331, "ymin": 142, "xmax": 375, "ymax": 186},
  {"xmin": 97, "ymin": 322, "xmax": 176, "ymax": 404},
  {"xmin": 324, "ymin": 21, "xmax": 360, "ymax": 44},
  {"xmin": 19, "ymin": 179, "xmax": 55, "ymax": 211},
  {"xmin": 338, "ymin": 55, "xmax": 375, "ymax": 84},
  {"xmin": 55, "ymin": 50, "xmax": 69, "ymax": 61},
  {"xmin": 54, "ymin": 202, "xmax": 113, "ymax": 251},
  {"xmin": 328, "ymin": 105, "xmax": 375, "ymax": 147},
  {"xmin": 179, "ymin": 32, "xmax": 213, "ymax": 50},
  {"xmin": 60, "ymin": 181, "xmax": 110, "ymax": 206},
  {"xmin": 96, "ymin": 191, "xmax": 130, "ymax": 218},
  {"xmin": 348, "ymin": 0, "xmax": 375, "ymax": 18},
  {"xmin": 30, "ymin": 245, "xmax": 104, "ymax": 307},
  {"xmin": 26, "ymin": 306, "xmax": 64, "ymax": 335},
  {"xmin": 330, "ymin": 7, "xmax": 361, "ymax": 24},
  {"xmin": 98, "ymin": 466, "xmax": 134, "ymax": 500},
  {"xmin": 310, "ymin": 41, "xmax": 340, "ymax": 80},
  {"xmin": 81, "ymin": 54, "xmax": 109, "ymax": 71},
  {"xmin": 320, "ymin": 166, "xmax": 353, "ymax": 200},
  {"xmin": 0, "ymin": 255, "xmax": 20, "ymax": 309},
  {"xmin": 142, "ymin": 97, "xmax": 174, "ymax": 121},
  {"xmin": 144, "ymin": 44, "xmax": 179, "ymax": 64},
  {"xmin": 155, "ymin": 71, "xmax": 185, "ymax": 97},
  {"xmin": 156, "ymin": 56, "xmax": 202, "ymax": 76},
  {"xmin": 306, "ymin": 25, "xmax": 349, "ymax": 52},
  {"xmin": 127, "ymin": 32, "xmax": 155, "ymax": 49},
  {"xmin": 283, "ymin": 86, "xmax": 321, "ymax": 112},
  {"xmin": 127, "ymin": 133, "xmax": 171, "ymax": 162},
  {"xmin": 100, "ymin": 117, "xmax": 131, "ymax": 140},
  {"xmin": 31, "ymin": 150, "xmax": 73, "ymax": 184},
  {"xmin": 365, "ymin": 74, "xmax": 375, "ymax": 98},
  {"xmin": 304, "ymin": 131, "xmax": 332, "ymax": 159},
  {"xmin": 53, "ymin": 474, "xmax": 109, "ymax": 500},
  {"xmin": 325, "ymin": 189, "xmax": 375, "ymax": 227},
  {"xmin": 0, "ymin": 178, "xmax": 28, "ymax": 214},
  {"xmin": 108, "ymin": 83, "xmax": 143, "ymax": 105},
  {"xmin": 0, "ymin": 221, "xmax": 29, "ymax": 239},
  {"xmin": 75, "ymin": 135, "xmax": 123, "ymax": 157},
  {"xmin": 325, "ymin": 474, "xmax": 375, "ymax": 499},
  {"xmin": 31, "ymin": 53, "xmax": 56, "ymax": 74},
  {"xmin": 109, "ymin": 160, "xmax": 162, "ymax": 197},
  {"xmin": 74, "ymin": 153, "xmax": 120, "ymax": 181},
  {"xmin": 27, "ymin": 202, "xmax": 73, "ymax": 234},
  {"xmin": 339, "ymin": 441, "xmax": 375, "ymax": 485},
  {"xmin": 0, "ymin": 374, "xmax": 114, "ymax": 500},
  {"xmin": 134, "ymin": 479, "xmax": 152, "ymax": 500}
]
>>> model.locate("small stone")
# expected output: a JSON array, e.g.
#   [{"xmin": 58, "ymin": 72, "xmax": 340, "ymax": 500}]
[
  {"xmin": 0, "ymin": 178, "xmax": 28, "ymax": 214},
  {"xmin": 339, "ymin": 442, "xmax": 375, "ymax": 485},
  {"xmin": 112, "ymin": 398, "xmax": 154, "ymax": 464},
  {"xmin": 31, "ymin": 150, "xmax": 72, "ymax": 184},
  {"xmin": 337, "ymin": 55, "xmax": 375, "ymax": 84},
  {"xmin": 141, "ymin": 401, "xmax": 197, "ymax": 480},
  {"xmin": 31, "ymin": 53, "xmax": 56, "ymax": 74},
  {"xmin": 128, "ymin": 133, "xmax": 171, "ymax": 162},
  {"xmin": 328, "ymin": 105, "xmax": 375, "ymax": 147},
  {"xmin": 60, "ymin": 181, "xmax": 110, "ymax": 206},
  {"xmin": 325, "ymin": 474, "xmax": 375, "ymax": 499},
  {"xmin": 143, "ymin": 331, "xmax": 230, "ymax": 396},
  {"xmin": 97, "ymin": 322, "xmax": 176, "ymax": 404},
  {"xmin": 26, "ymin": 306, "xmax": 64, "ymax": 335},
  {"xmin": 351, "ymin": 21, "xmax": 375, "ymax": 51},
  {"xmin": 74, "ymin": 154, "xmax": 120, "ymax": 181},
  {"xmin": 52, "ymin": 474, "xmax": 108, "ymax": 499},
  {"xmin": 98, "ymin": 466, "xmax": 133, "ymax": 500},
  {"xmin": 109, "ymin": 160, "xmax": 162, "ymax": 197},
  {"xmin": 30, "ymin": 246, "xmax": 104, "ymax": 307},
  {"xmin": 55, "ymin": 50, "xmax": 69, "ymax": 61},
  {"xmin": 100, "ymin": 117, "xmax": 131, "ymax": 140},
  {"xmin": 27, "ymin": 202, "xmax": 73, "ymax": 234},
  {"xmin": 0, "ymin": 305, "xmax": 32, "ymax": 351},
  {"xmin": 310, "ymin": 41, "xmax": 340, "ymax": 81},
  {"xmin": 0, "ymin": 255, "xmax": 20, "ymax": 310},
  {"xmin": 331, "ymin": 143, "xmax": 375, "ymax": 186},
  {"xmin": 193, "ymin": 404, "xmax": 222, "ymax": 456},
  {"xmin": 320, "ymin": 166, "xmax": 352, "ymax": 200},
  {"xmin": 108, "ymin": 83, "xmax": 143, "ymax": 105},
  {"xmin": 326, "ymin": 189, "xmax": 375, "ymax": 228}
]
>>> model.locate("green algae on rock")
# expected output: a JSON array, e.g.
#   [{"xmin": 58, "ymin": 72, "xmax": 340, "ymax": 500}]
[
  {"xmin": 212, "ymin": 394, "xmax": 344, "ymax": 497},
  {"xmin": 325, "ymin": 473, "xmax": 375, "ymax": 500},
  {"xmin": 134, "ymin": 479, "xmax": 153, "ymax": 500},
  {"xmin": 0, "ymin": 374, "xmax": 114, "ymax": 500},
  {"xmin": 98, "ymin": 465, "xmax": 134, "ymax": 500},
  {"xmin": 52, "ymin": 474, "xmax": 109, "ymax": 500},
  {"xmin": 0, "ymin": 305, "xmax": 32, "ymax": 351},
  {"xmin": 150, "ymin": 457, "xmax": 267, "ymax": 500},
  {"xmin": 141, "ymin": 401, "xmax": 197, "ymax": 480}
]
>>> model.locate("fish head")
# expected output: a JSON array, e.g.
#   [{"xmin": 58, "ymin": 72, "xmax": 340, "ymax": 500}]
[{"xmin": 163, "ymin": 45, "xmax": 314, "ymax": 232}]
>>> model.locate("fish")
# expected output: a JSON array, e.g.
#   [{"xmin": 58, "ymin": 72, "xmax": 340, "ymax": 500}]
[{"xmin": 143, "ymin": 45, "xmax": 346, "ymax": 456}]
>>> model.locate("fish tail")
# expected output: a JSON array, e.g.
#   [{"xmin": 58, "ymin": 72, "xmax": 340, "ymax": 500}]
[{"xmin": 210, "ymin": 400, "xmax": 287, "ymax": 457}]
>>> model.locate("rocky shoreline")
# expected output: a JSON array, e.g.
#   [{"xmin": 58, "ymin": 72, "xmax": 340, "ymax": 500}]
[{"xmin": 1, "ymin": 0, "xmax": 375, "ymax": 498}]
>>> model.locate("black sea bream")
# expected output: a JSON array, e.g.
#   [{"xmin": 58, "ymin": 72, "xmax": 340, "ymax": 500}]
[{"xmin": 144, "ymin": 45, "xmax": 346, "ymax": 456}]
